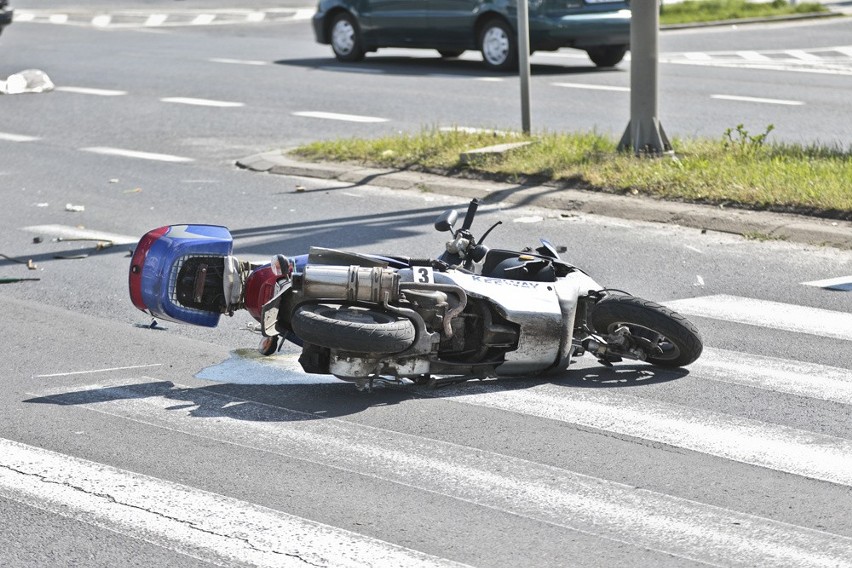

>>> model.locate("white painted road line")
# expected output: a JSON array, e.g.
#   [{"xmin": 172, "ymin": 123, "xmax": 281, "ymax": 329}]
[
  {"xmin": 787, "ymin": 49, "xmax": 821, "ymax": 62},
  {"xmin": 145, "ymin": 14, "xmax": 168, "ymax": 27},
  {"xmin": 665, "ymin": 295, "xmax": 852, "ymax": 341},
  {"xmin": 552, "ymin": 82, "xmax": 629, "ymax": 92},
  {"xmin": 32, "ymin": 380, "xmax": 852, "ymax": 567},
  {"xmin": 0, "ymin": 132, "xmax": 40, "ymax": 142},
  {"xmin": 441, "ymin": 382, "xmax": 852, "ymax": 486},
  {"xmin": 684, "ymin": 52, "xmax": 712, "ymax": 61},
  {"xmin": 161, "ymin": 97, "xmax": 244, "ymax": 108},
  {"xmin": 210, "ymin": 57, "xmax": 268, "ymax": 66},
  {"xmin": 292, "ymin": 111, "xmax": 389, "ymax": 123},
  {"xmin": 0, "ymin": 438, "xmax": 461, "ymax": 568},
  {"xmin": 80, "ymin": 147, "xmax": 194, "ymax": 163},
  {"xmin": 803, "ymin": 275, "xmax": 852, "ymax": 291},
  {"xmin": 696, "ymin": 347, "xmax": 852, "ymax": 405},
  {"xmin": 737, "ymin": 50, "xmax": 771, "ymax": 61},
  {"xmin": 191, "ymin": 14, "xmax": 216, "ymax": 26},
  {"xmin": 711, "ymin": 94, "xmax": 804, "ymax": 106},
  {"xmin": 292, "ymin": 8, "xmax": 316, "ymax": 20},
  {"xmin": 203, "ymin": 347, "xmax": 852, "ymax": 405},
  {"xmin": 91, "ymin": 15, "xmax": 111, "ymax": 27},
  {"xmin": 22, "ymin": 225, "xmax": 140, "ymax": 246},
  {"xmin": 56, "ymin": 86, "xmax": 127, "ymax": 96},
  {"xmin": 34, "ymin": 364, "xmax": 163, "ymax": 379}
]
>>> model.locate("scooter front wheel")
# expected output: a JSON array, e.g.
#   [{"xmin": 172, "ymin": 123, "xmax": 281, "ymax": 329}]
[
  {"xmin": 591, "ymin": 295, "xmax": 703, "ymax": 368},
  {"xmin": 291, "ymin": 303, "xmax": 416, "ymax": 354}
]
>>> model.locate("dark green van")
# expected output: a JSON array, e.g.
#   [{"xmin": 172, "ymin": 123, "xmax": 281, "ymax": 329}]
[
  {"xmin": 312, "ymin": 0, "xmax": 631, "ymax": 70},
  {"xmin": 0, "ymin": 0, "xmax": 13, "ymax": 37}
]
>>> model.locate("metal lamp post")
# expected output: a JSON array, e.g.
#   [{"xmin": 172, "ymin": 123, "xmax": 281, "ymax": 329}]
[{"xmin": 618, "ymin": 0, "xmax": 672, "ymax": 156}]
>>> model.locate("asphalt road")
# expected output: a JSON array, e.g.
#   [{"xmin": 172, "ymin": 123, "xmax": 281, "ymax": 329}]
[{"xmin": 1, "ymin": 5, "xmax": 851, "ymax": 567}]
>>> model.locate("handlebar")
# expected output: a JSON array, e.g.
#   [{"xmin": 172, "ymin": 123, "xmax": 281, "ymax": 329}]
[{"xmin": 460, "ymin": 198, "xmax": 479, "ymax": 232}]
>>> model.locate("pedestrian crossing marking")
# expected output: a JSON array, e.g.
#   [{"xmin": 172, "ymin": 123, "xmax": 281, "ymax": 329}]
[
  {"xmin": 14, "ymin": 8, "xmax": 316, "ymax": 28},
  {"xmin": 696, "ymin": 347, "xmax": 852, "ymax": 405},
  {"xmin": 802, "ymin": 275, "xmax": 852, "ymax": 291},
  {"xmin": 0, "ymin": 438, "xmax": 461, "ymax": 568},
  {"xmin": 665, "ymin": 295, "xmax": 852, "ymax": 341},
  {"xmin": 26, "ymin": 381, "xmax": 852, "ymax": 566}
]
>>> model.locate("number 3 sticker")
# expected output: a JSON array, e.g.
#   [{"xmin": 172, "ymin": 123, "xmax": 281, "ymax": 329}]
[{"xmin": 416, "ymin": 267, "xmax": 434, "ymax": 284}]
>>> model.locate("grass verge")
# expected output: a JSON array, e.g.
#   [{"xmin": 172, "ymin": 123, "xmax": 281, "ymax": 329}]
[
  {"xmin": 291, "ymin": 127, "xmax": 852, "ymax": 220},
  {"xmin": 659, "ymin": 0, "xmax": 828, "ymax": 25}
]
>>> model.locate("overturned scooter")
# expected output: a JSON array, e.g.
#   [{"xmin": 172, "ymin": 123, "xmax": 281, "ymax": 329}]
[{"xmin": 129, "ymin": 199, "xmax": 702, "ymax": 389}]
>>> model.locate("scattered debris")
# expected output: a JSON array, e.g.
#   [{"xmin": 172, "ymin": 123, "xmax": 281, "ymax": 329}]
[
  {"xmin": 32, "ymin": 237, "xmax": 43, "ymax": 244},
  {"xmin": 123, "ymin": 188, "xmax": 142, "ymax": 194},
  {"xmin": 65, "ymin": 203, "xmax": 86, "ymax": 213},
  {"xmin": 134, "ymin": 319, "xmax": 166, "ymax": 331},
  {"xmin": 0, "ymin": 69, "xmax": 55, "ymax": 95},
  {"xmin": 295, "ymin": 185, "xmax": 306, "ymax": 193},
  {"xmin": 0, "ymin": 277, "xmax": 41, "ymax": 284},
  {"xmin": 27, "ymin": 259, "xmax": 37, "ymax": 270},
  {"xmin": 694, "ymin": 275, "xmax": 705, "ymax": 287},
  {"xmin": 0, "ymin": 253, "xmax": 34, "ymax": 267},
  {"xmin": 54, "ymin": 253, "xmax": 89, "ymax": 260},
  {"xmin": 109, "ymin": 179, "xmax": 119, "ymax": 184},
  {"xmin": 34, "ymin": 203, "xmax": 49, "ymax": 208}
]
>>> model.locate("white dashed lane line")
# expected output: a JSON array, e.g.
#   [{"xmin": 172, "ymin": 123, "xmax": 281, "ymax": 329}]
[
  {"xmin": 55, "ymin": 86, "xmax": 127, "ymax": 96},
  {"xmin": 0, "ymin": 132, "xmax": 40, "ymax": 142},
  {"xmin": 80, "ymin": 147, "xmax": 194, "ymax": 163},
  {"xmin": 552, "ymin": 82, "xmax": 630, "ymax": 92},
  {"xmin": 710, "ymin": 94, "xmax": 804, "ymax": 106},
  {"xmin": 160, "ymin": 97, "xmax": 244, "ymax": 108},
  {"xmin": 209, "ymin": 58, "xmax": 269, "ymax": 66},
  {"xmin": 802, "ymin": 276, "xmax": 852, "ymax": 291},
  {"xmin": 292, "ymin": 111, "xmax": 389, "ymax": 123}
]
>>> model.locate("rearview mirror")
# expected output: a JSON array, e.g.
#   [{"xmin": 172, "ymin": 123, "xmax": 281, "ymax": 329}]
[{"xmin": 434, "ymin": 209, "xmax": 458, "ymax": 233}]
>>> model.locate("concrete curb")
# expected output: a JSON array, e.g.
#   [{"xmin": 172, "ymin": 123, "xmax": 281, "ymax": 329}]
[{"xmin": 237, "ymin": 151, "xmax": 852, "ymax": 250}]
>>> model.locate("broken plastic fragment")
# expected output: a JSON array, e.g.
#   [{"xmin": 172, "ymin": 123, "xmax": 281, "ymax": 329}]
[
  {"xmin": 65, "ymin": 203, "xmax": 85, "ymax": 212},
  {"xmin": 0, "ymin": 69, "xmax": 55, "ymax": 95}
]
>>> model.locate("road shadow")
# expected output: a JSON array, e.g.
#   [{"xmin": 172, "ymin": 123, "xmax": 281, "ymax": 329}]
[
  {"xmin": 551, "ymin": 363, "xmax": 690, "ymax": 388},
  {"xmin": 228, "ymin": 202, "xmax": 458, "ymax": 256},
  {"xmin": 275, "ymin": 56, "xmax": 622, "ymax": 78},
  {"xmin": 24, "ymin": 360, "xmax": 689, "ymax": 424},
  {"xmin": 24, "ymin": 380, "xmax": 416, "ymax": 422}
]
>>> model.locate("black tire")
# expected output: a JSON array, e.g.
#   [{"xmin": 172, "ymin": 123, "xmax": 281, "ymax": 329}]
[
  {"xmin": 438, "ymin": 50, "xmax": 464, "ymax": 59},
  {"xmin": 586, "ymin": 45, "xmax": 628, "ymax": 68},
  {"xmin": 292, "ymin": 304, "xmax": 416, "ymax": 354},
  {"xmin": 329, "ymin": 12, "xmax": 365, "ymax": 63},
  {"xmin": 590, "ymin": 295, "xmax": 703, "ymax": 368},
  {"xmin": 478, "ymin": 18, "xmax": 517, "ymax": 71}
]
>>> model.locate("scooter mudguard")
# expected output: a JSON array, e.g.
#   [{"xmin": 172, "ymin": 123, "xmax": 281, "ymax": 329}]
[{"xmin": 129, "ymin": 224, "xmax": 233, "ymax": 327}]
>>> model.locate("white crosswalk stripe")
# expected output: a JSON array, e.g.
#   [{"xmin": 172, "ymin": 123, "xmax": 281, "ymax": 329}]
[
  {"xmin": 13, "ymin": 291, "xmax": 852, "ymax": 566},
  {"xmin": 0, "ymin": 438, "xmax": 463, "ymax": 568},
  {"xmin": 27, "ymin": 379, "xmax": 852, "ymax": 567},
  {"xmin": 13, "ymin": 9, "xmax": 316, "ymax": 28},
  {"xmin": 665, "ymin": 294, "xmax": 852, "ymax": 341},
  {"xmin": 696, "ymin": 347, "xmax": 852, "ymax": 405}
]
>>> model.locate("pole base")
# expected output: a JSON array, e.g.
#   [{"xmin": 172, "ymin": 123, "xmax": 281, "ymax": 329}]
[{"xmin": 618, "ymin": 118, "xmax": 673, "ymax": 156}]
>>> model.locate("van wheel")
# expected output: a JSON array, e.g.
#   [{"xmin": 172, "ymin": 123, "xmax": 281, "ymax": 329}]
[
  {"xmin": 330, "ymin": 13, "xmax": 365, "ymax": 62},
  {"xmin": 479, "ymin": 19, "xmax": 517, "ymax": 71},
  {"xmin": 586, "ymin": 45, "xmax": 627, "ymax": 68}
]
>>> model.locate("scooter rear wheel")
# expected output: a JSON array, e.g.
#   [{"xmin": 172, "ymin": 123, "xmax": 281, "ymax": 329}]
[
  {"xmin": 591, "ymin": 295, "xmax": 703, "ymax": 368},
  {"xmin": 292, "ymin": 303, "xmax": 416, "ymax": 354}
]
